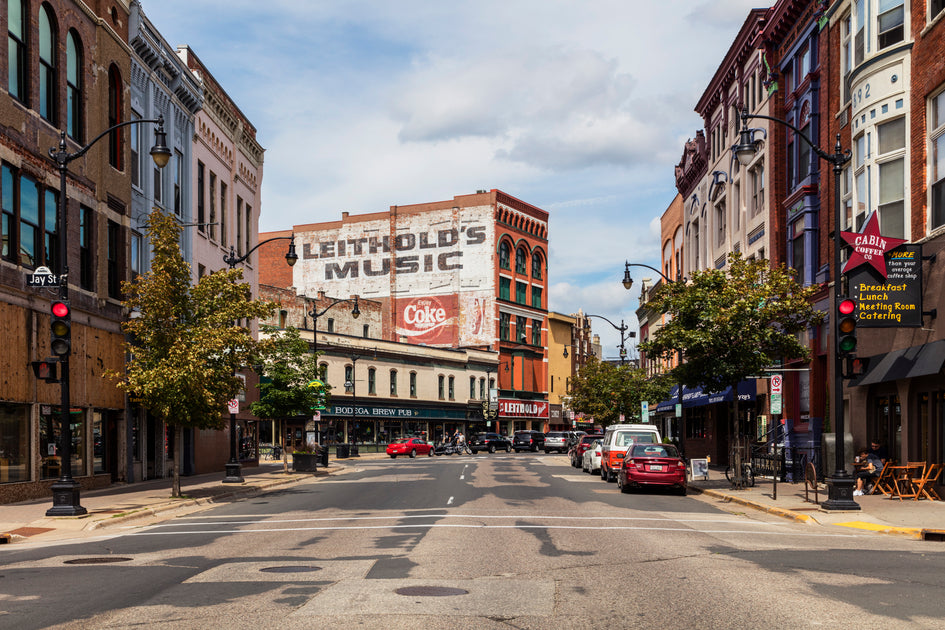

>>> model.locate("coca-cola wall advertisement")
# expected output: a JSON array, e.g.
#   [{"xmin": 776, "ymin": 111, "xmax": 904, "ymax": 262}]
[{"xmin": 394, "ymin": 291, "xmax": 494, "ymax": 347}]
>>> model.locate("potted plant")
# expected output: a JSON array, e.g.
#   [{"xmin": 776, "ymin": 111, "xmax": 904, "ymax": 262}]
[{"xmin": 292, "ymin": 446, "xmax": 320, "ymax": 473}]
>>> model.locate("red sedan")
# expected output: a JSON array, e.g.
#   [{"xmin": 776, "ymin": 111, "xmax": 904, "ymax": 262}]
[
  {"xmin": 386, "ymin": 437, "xmax": 434, "ymax": 458},
  {"xmin": 617, "ymin": 443, "xmax": 687, "ymax": 495}
]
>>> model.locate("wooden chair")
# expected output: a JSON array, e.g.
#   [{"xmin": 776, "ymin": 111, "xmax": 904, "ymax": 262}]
[
  {"xmin": 912, "ymin": 463, "xmax": 944, "ymax": 501},
  {"xmin": 893, "ymin": 462, "xmax": 927, "ymax": 500},
  {"xmin": 868, "ymin": 461, "xmax": 895, "ymax": 496}
]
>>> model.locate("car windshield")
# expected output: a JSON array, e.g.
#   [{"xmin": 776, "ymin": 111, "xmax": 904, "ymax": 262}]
[
  {"xmin": 391, "ymin": 439, "xmax": 410, "ymax": 444},
  {"xmin": 581, "ymin": 435, "xmax": 602, "ymax": 444},
  {"xmin": 615, "ymin": 432, "xmax": 656, "ymax": 447},
  {"xmin": 631, "ymin": 444, "xmax": 678, "ymax": 458}
]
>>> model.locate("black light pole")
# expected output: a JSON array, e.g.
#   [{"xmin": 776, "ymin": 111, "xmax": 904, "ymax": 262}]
[
  {"xmin": 222, "ymin": 235, "xmax": 299, "ymax": 483},
  {"xmin": 583, "ymin": 314, "xmax": 634, "ymax": 366},
  {"xmin": 344, "ymin": 355, "xmax": 359, "ymax": 447},
  {"xmin": 45, "ymin": 117, "xmax": 171, "ymax": 517},
  {"xmin": 308, "ymin": 296, "xmax": 360, "ymax": 354},
  {"xmin": 622, "ymin": 262, "xmax": 684, "ymax": 454},
  {"xmin": 734, "ymin": 108, "xmax": 858, "ymax": 511}
]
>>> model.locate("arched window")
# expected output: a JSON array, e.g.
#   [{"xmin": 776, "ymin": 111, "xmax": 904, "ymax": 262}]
[
  {"xmin": 66, "ymin": 30, "xmax": 82, "ymax": 141},
  {"xmin": 499, "ymin": 241, "xmax": 511, "ymax": 269},
  {"xmin": 7, "ymin": 0, "xmax": 26, "ymax": 102},
  {"xmin": 531, "ymin": 251, "xmax": 543, "ymax": 279},
  {"xmin": 107, "ymin": 65, "xmax": 122, "ymax": 169},
  {"xmin": 515, "ymin": 247, "xmax": 527, "ymax": 274},
  {"xmin": 39, "ymin": 4, "xmax": 56, "ymax": 123}
]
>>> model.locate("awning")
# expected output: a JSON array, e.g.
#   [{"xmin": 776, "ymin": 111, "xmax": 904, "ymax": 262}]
[
  {"xmin": 655, "ymin": 380, "xmax": 756, "ymax": 413},
  {"xmin": 850, "ymin": 340, "xmax": 945, "ymax": 387}
]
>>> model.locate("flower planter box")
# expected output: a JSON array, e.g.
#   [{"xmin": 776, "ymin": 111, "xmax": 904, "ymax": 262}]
[{"xmin": 292, "ymin": 453, "xmax": 318, "ymax": 473}]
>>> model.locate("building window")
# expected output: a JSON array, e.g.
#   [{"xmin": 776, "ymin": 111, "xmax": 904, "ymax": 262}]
[
  {"xmin": 131, "ymin": 230, "xmax": 142, "ymax": 279},
  {"xmin": 531, "ymin": 285, "xmax": 542, "ymax": 308},
  {"xmin": 130, "ymin": 112, "xmax": 142, "ymax": 188},
  {"xmin": 390, "ymin": 370, "xmax": 398, "ymax": 396},
  {"xmin": 153, "ymin": 141, "xmax": 164, "ymax": 206},
  {"xmin": 931, "ymin": 89, "xmax": 945, "ymax": 230},
  {"xmin": 220, "ymin": 182, "xmax": 227, "ymax": 248},
  {"xmin": 79, "ymin": 206, "xmax": 93, "ymax": 289},
  {"xmin": 532, "ymin": 319, "xmax": 542, "ymax": 346},
  {"xmin": 933, "ymin": 0, "xmax": 945, "ymax": 22},
  {"xmin": 877, "ymin": 117, "xmax": 906, "ymax": 239},
  {"xmin": 877, "ymin": 0, "xmax": 904, "ymax": 50},
  {"xmin": 197, "ymin": 161, "xmax": 205, "ymax": 232},
  {"xmin": 1, "ymin": 165, "xmax": 58, "ymax": 269},
  {"xmin": 516, "ymin": 315, "xmax": 527, "ymax": 343},
  {"xmin": 344, "ymin": 364, "xmax": 353, "ymax": 385},
  {"xmin": 515, "ymin": 247, "xmax": 527, "ymax": 273},
  {"xmin": 531, "ymin": 252, "xmax": 542, "ymax": 279},
  {"xmin": 236, "ymin": 197, "xmax": 243, "ymax": 255},
  {"xmin": 368, "ymin": 367, "xmax": 376, "ymax": 395},
  {"xmin": 363, "ymin": 324, "xmax": 369, "ymax": 338},
  {"xmin": 245, "ymin": 203, "xmax": 252, "ymax": 255},
  {"xmin": 499, "ymin": 276, "xmax": 511, "ymax": 301},
  {"xmin": 173, "ymin": 150, "xmax": 183, "ymax": 216},
  {"xmin": 107, "ymin": 220, "xmax": 121, "ymax": 298},
  {"xmin": 791, "ymin": 218, "xmax": 805, "ymax": 278},
  {"xmin": 854, "ymin": 0, "xmax": 866, "ymax": 66},
  {"xmin": 715, "ymin": 200, "xmax": 726, "ymax": 247},
  {"xmin": 208, "ymin": 171, "xmax": 217, "ymax": 240},
  {"xmin": 797, "ymin": 121, "xmax": 811, "ymax": 183},
  {"xmin": 66, "ymin": 30, "xmax": 82, "ymax": 141},
  {"xmin": 842, "ymin": 166, "xmax": 854, "ymax": 233},
  {"xmin": 841, "ymin": 14, "xmax": 853, "ymax": 104},
  {"xmin": 7, "ymin": 0, "xmax": 26, "ymax": 103},
  {"xmin": 750, "ymin": 161, "xmax": 765, "ymax": 217},
  {"xmin": 409, "ymin": 372, "xmax": 417, "ymax": 397},
  {"xmin": 479, "ymin": 377, "xmax": 485, "ymax": 400},
  {"xmin": 326, "ymin": 318, "xmax": 334, "ymax": 333},
  {"xmin": 499, "ymin": 241, "xmax": 510, "ymax": 269},
  {"xmin": 470, "ymin": 376, "xmax": 476, "ymax": 399},
  {"xmin": 499, "ymin": 312, "xmax": 510, "ymax": 341},
  {"xmin": 108, "ymin": 66, "xmax": 122, "ymax": 169},
  {"xmin": 438, "ymin": 375, "xmax": 445, "ymax": 400},
  {"xmin": 448, "ymin": 375, "xmax": 454, "ymax": 400},
  {"xmin": 854, "ymin": 132, "xmax": 869, "ymax": 230},
  {"xmin": 39, "ymin": 4, "xmax": 57, "ymax": 124},
  {"xmin": 516, "ymin": 281, "xmax": 527, "ymax": 304}
]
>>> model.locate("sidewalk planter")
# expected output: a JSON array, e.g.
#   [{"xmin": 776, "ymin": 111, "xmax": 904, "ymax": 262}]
[
  {"xmin": 292, "ymin": 452, "xmax": 319, "ymax": 473},
  {"xmin": 336, "ymin": 444, "xmax": 350, "ymax": 459}
]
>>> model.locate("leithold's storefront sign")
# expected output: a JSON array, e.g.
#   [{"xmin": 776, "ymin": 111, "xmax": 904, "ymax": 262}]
[{"xmin": 842, "ymin": 211, "xmax": 922, "ymax": 327}]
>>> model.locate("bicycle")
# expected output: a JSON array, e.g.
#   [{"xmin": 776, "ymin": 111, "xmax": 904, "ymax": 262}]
[{"xmin": 725, "ymin": 460, "xmax": 755, "ymax": 487}]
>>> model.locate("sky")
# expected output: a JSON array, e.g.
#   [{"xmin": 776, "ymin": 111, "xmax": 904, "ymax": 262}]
[{"xmin": 142, "ymin": 0, "xmax": 771, "ymax": 358}]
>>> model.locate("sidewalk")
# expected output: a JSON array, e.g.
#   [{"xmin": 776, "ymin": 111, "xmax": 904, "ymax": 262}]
[{"xmin": 689, "ymin": 469, "xmax": 945, "ymax": 540}]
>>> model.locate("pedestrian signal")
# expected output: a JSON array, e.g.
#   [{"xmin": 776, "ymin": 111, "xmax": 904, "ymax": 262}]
[{"xmin": 31, "ymin": 359, "xmax": 59, "ymax": 382}]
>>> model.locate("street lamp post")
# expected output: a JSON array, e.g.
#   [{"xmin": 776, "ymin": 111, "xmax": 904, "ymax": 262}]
[
  {"xmin": 222, "ymin": 235, "xmax": 299, "ymax": 483},
  {"xmin": 622, "ymin": 262, "xmax": 684, "ymax": 456},
  {"xmin": 45, "ymin": 118, "xmax": 171, "ymax": 517},
  {"xmin": 308, "ymin": 296, "xmax": 360, "ymax": 354},
  {"xmin": 344, "ymin": 355, "xmax": 360, "ymax": 451},
  {"xmin": 582, "ymin": 314, "xmax": 634, "ymax": 366},
  {"xmin": 733, "ymin": 108, "xmax": 859, "ymax": 511}
]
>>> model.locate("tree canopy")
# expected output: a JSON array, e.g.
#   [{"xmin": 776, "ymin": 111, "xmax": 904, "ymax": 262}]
[
  {"xmin": 252, "ymin": 325, "xmax": 329, "ymax": 422},
  {"xmin": 567, "ymin": 357, "xmax": 673, "ymax": 428},
  {"xmin": 639, "ymin": 252, "xmax": 825, "ymax": 394}
]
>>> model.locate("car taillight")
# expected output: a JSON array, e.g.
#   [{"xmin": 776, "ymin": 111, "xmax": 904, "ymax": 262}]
[
  {"xmin": 625, "ymin": 459, "xmax": 636, "ymax": 469},
  {"xmin": 677, "ymin": 461, "xmax": 687, "ymax": 469}
]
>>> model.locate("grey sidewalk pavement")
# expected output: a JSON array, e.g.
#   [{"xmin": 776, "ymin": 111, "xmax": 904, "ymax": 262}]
[{"xmin": 689, "ymin": 469, "xmax": 945, "ymax": 540}]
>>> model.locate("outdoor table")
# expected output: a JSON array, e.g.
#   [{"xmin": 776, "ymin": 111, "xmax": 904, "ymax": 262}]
[{"xmin": 887, "ymin": 463, "xmax": 926, "ymax": 500}]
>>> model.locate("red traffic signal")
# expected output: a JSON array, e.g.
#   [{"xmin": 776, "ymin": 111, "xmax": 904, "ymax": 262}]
[
  {"xmin": 50, "ymin": 300, "xmax": 71, "ymax": 356},
  {"xmin": 838, "ymin": 297, "xmax": 857, "ymax": 356}
]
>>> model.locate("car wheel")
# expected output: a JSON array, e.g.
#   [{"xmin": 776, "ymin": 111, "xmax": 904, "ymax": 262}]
[
  {"xmin": 506, "ymin": 445, "xmax": 512, "ymax": 453},
  {"xmin": 427, "ymin": 449, "xmax": 433, "ymax": 457},
  {"xmin": 471, "ymin": 449, "xmax": 477, "ymax": 454},
  {"xmin": 390, "ymin": 454, "xmax": 396, "ymax": 459},
  {"xmin": 409, "ymin": 449, "xmax": 417, "ymax": 458},
  {"xmin": 678, "ymin": 486, "xmax": 687, "ymax": 496},
  {"xmin": 618, "ymin": 476, "xmax": 630, "ymax": 494},
  {"xmin": 600, "ymin": 466, "xmax": 607, "ymax": 480},
  {"xmin": 489, "ymin": 444, "xmax": 496, "ymax": 453},
  {"xmin": 531, "ymin": 445, "xmax": 538, "ymax": 452}
]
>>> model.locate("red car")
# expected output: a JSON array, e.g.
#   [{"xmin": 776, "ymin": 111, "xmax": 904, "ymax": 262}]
[
  {"xmin": 386, "ymin": 437, "xmax": 434, "ymax": 458},
  {"xmin": 617, "ymin": 443, "xmax": 687, "ymax": 495},
  {"xmin": 570, "ymin": 434, "xmax": 604, "ymax": 467}
]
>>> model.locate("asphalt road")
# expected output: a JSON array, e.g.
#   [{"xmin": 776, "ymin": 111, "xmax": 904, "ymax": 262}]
[{"xmin": 2, "ymin": 453, "xmax": 944, "ymax": 629}]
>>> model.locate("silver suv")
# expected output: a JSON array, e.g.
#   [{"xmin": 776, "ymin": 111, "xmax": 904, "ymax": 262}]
[{"xmin": 544, "ymin": 432, "xmax": 568, "ymax": 453}]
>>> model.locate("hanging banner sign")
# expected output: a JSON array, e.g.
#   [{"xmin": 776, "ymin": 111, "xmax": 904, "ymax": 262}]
[{"xmin": 848, "ymin": 244, "xmax": 922, "ymax": 327}]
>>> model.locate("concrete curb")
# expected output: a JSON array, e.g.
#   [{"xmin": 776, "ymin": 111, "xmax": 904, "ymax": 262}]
[{"xmin": 690, "ymin": 486, "xmax": 816, "ymax": 524}]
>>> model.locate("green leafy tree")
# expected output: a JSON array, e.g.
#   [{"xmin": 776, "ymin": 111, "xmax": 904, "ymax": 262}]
[
  {"xmin": 568, "ymin": 356, "xmax": 673, "ymax": 428},
  {"xmin": 639, "ymin": 252, "xmax": 824, "ymax": 478},
  {"xmin": 110, "ymin": 209, "xmax": 275, "ymax": 497},
  {"xmin": 252, "ymin": 325, "xmax": 330, "ymax": 472}
]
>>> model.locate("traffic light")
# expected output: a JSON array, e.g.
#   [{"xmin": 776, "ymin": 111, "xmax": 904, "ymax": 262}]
[
  {"xmin": 837, "ymin": 297, "xmax": 858, "ymax": 357},
  {"xmin": 31, "ymin": 359, "xmax": 59, "ymax": 382},
  {"xmin": 50, "ymin": 300, "xmax": 71, "ymax": 356}
]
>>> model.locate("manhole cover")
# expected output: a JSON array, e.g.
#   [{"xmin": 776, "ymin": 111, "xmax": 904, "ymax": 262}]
[
  {"xmin": 395, "ymin": 586, "xmax": 469, "ymax": 597},
  {"xmin": 64, "ymin": 557, "xmax": 132, "ymax": 565},
  {"xmin": 259, "ymin": 566, "xmax": 322, "ymax": 573}
]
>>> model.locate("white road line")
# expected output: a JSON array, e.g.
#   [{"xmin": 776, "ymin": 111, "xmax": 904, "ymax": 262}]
[
  {"xmin": 171, "ymin": 513, "xmax": 780, "ymax": 526},
  {"xmin": 447, "ymin": 496, "xmax": 454, "ymax": 505}
]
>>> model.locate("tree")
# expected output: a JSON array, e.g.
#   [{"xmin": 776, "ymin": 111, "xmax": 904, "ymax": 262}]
[
  {"xmin": 568, "ymin": 356, "xmax": 673, "ymax": 429},
  {"xmin": 639, "ymin": 252, "xmax": 824, "ymax": 484},
  {"xmin": 110, "ymin": 209, "xmax": 275, "ymax": 497},
  {"xmin": 252, "ymin": 325, "xmax": 330, "ymax": 472}
]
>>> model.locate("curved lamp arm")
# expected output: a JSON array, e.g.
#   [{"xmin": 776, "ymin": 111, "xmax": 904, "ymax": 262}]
[
  {"xmin": 622, "ymin": 261, "xmax": 673, "ymax": 290},
  {"xmin": 309, "ymin": 296, "xmax": 360, "ymax": 320},
  {"xmin": 223, "ymin": 235, "xmax": 298, "ymax": 269}
]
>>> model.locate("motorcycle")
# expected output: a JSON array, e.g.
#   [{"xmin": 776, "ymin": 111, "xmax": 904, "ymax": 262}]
[{"xmin": 434, "ymin": 440, "xmax": 471, "ymax": 456}]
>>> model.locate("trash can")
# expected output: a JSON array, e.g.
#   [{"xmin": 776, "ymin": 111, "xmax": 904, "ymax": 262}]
[
  {"xmin": 318, "ymin": 446, "xmax": 329, "ymax": 468},
  {"xmin": 336, "ymin": 443, "xmax": 350, "ymax": 459},
  {"xmin": 350, "ymin": 444, "xmax": 359, "ymax": 457}
]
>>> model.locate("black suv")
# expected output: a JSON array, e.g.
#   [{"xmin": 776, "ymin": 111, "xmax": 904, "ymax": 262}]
[
  {"xmin": 469, "ymin": 433, "xmax": 512, "ymax": 454},
  {"xmin": 512, "ymin": 430, "xmax": 545, "ymax": 452}
]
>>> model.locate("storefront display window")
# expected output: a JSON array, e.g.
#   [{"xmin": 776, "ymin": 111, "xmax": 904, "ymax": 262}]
[
  {"xmin": 0, "ymin": 404, "xmax": 29, "ymax": 483},
  {"xmin": 40, "ymin": 408, "xmax": 85, "ymax": 479}
]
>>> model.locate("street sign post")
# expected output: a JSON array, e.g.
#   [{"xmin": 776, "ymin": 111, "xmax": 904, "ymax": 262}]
[{"xmin": 27, "ymin": 266, "xmax": 60, "ymax": 287}]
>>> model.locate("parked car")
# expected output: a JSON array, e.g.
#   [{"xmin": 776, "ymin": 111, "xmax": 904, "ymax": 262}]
[
  {"xmin": 600, "ymin": 424, "xmax": 662, "ymax": 482},
  {"xmin": 513, "ymin": 430, "xmax": 545, "ymax": 452},
  {"xmin": 570, "ymin": 434, "xmax": 604, "ymax": 467},
  {"xmin": 543, "ymin": 431, "xmax": 569, "ymax": 453},
  {"xmin": 582, "ymin": 439, "xmax": 603, "ymax": 474},
  {"xmin": 469, "ymin": 433, "xmax": 512, "ymax": 454},
  {"xmin": 617, "ymin": 443, "xmax": 687, "ymax": 495},
  {"xmin": 386, "ymin": 437, "xmax": 434, "ymax": 458}
]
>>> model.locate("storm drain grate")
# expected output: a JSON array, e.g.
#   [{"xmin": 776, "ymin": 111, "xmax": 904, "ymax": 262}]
[
  {"xmin": 64, "ymin": 557, "xmax": 132, "ymax": 565},
  {"xmin": 395, "ymin": 586, "xmax": 469, "ymax": 597},
  {"xmin": 260, "ymin": 566, "xmax": 322, "ymax": 573}
]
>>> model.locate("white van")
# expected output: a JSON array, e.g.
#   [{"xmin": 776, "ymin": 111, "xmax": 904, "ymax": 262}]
[{"xmin": 600, "ymin": 423, "xmax": 662, "ymax": 482}]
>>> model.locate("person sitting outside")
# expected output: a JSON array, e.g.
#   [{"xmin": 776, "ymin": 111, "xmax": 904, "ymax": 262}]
[
  {"xmin": 854, "ymin": 448, "xmax": 883, "ymax": 496},
  {"xmin": 868, "ymin": 440, "xmax": 889, "ymax": 465}
]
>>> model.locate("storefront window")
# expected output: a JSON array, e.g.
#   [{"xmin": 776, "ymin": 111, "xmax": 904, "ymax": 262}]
[
  {"xmin": 0, "ymin": 403, "xmax": 29, "ymax": 483},
  {"xmin": 40, "ymin": 408, "xmax": 85, "ymax": 479},
  {"xmin": 92, "ymin": 410, "xmax": 105, "ymax": 474}
]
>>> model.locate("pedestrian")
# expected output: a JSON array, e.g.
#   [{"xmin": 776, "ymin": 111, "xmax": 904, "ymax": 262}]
[{"xmin": 868, "ymin": 440, "xmax": 889, "ymax": 464}]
